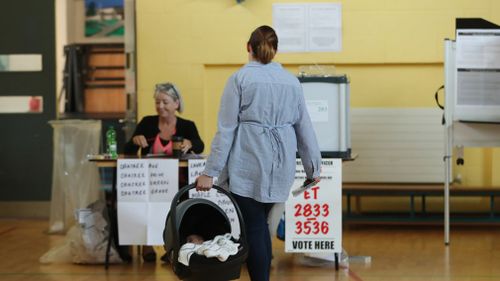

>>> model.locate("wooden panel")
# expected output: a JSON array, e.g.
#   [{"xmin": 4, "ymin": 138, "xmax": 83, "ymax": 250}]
[
  {"xmin": 83, "ymin": 44, "xmax": 126, "ymax": 114},
  {"xmin": 89, "ymin": 68, "xmax": 124, "ymax": 79},
  {"xmin": 88, "ymin": 53, "xmax": 125, "ymax": 66},
  {"xmin": 84, "ymin": 88, "xmax": 126, "ymax": 113}
]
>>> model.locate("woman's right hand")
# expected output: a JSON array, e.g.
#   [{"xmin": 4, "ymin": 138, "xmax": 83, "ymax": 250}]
[
  {"xmin": 132, "ymin": 135, "xmax": 149, "ymax": 148},
  {"xmin": 195, "ymin": 175, "xmax": 213, "ymax": 191}
]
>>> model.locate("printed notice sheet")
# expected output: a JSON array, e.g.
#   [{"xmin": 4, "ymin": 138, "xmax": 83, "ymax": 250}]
[
  {"xmin": 455, "ymin": 29, "xmax": 500, "ymax": 121},
  {"xmin": 117, "ymin": 159, "xmax": 178, "ymax": 245},
  {"xmin": 273, "ymin": 3, "xmax": 342, "ymax": 52}
]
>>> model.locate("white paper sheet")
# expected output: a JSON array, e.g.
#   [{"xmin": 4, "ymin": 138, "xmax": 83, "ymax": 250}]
[
  {"xmin": 117, "ymin": 159, "xmax": 178, "ymax": 245},
  {"xmin": 188, "ymin": 159, "xmax": 207, "ymax": 184},
  {"xmin": 117, "ymin": 202, "xmax": 148, "ymax": 244},
  {"xmin": 455, "ymin": 29, "xmax": 500, "ymax": 122},
  {"xmin": 285, "ymin": 159, "xmax": 342, "ymax": 253},
  {"xmin": 272, "ymin": 4, "xmax": 307, "ymax": 52},
  {"xmin": 147, "ymin": 202, "xmax": 171, "ymax": 245},
  {"xmin": 273, "ymin": 3, "xmax": 342, "ymax": 53},
  {"xmin": 456, "ymin": 30, "xmax": 500, "ymax": 69},
  {"xmin": 308, "ymin": 4, "xmax": 342, "ymax": 52}
]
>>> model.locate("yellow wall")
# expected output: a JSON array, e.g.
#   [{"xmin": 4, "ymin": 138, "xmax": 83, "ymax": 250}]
[{"xmin": 136, "ymin": 0, "xmax": 500, "ymax": 187}]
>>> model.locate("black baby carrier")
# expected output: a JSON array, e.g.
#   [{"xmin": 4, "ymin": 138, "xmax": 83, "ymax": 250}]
[{"xmin": 163, "ymin": 184, "xmax": 248, "ymax": 281}]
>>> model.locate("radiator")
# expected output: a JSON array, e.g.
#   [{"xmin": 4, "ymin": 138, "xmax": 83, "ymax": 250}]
[{"xmin": 342, "ymin": 108, "xmax": 445, "ymax": 183}]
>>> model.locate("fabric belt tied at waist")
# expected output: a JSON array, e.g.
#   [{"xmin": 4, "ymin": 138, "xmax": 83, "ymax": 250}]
[{"xmin": 240, "ymin": 121, "xmax": 292, "ymax": 168}]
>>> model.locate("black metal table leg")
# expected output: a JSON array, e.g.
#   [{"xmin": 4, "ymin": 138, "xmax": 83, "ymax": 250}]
[{"xmin": 334, "ymin": 252, "xmax": 339, "ymax": 270}]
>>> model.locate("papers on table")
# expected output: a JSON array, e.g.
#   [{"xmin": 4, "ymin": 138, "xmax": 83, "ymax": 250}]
[{"xmin": 116, "ymin": 159, "xmax": 178, "ymax": 245}]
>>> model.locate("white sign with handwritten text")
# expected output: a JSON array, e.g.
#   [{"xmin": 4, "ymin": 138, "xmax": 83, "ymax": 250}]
[
  {"xmin": 117, "ymin": 159, "xmax": 178, "ymax": 245},
  {"xmin": 187, "ymin": 159, "xmax": 207, "ymax": 184},
  {"xmin": 285, "ymin": 159, "xmax": 342, "ymax": 253},
  {"xmin": 187, "ymin": 159, "xmax": 241, "ymax": 238}
]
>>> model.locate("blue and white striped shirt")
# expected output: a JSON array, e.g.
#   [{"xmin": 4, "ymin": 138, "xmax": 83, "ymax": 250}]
[{"xmin": 203, "ymin": 61, "xmax": 321, "ymax": 203}]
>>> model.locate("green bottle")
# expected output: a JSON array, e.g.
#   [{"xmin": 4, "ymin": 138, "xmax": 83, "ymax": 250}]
[{"xmin": 106, "ymin": 126, "xmax": 118, "ymax": 159}]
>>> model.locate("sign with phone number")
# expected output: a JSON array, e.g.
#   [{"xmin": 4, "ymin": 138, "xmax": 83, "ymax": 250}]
[{"xmin": 285, "ymin": 158, "xmax": 342, "ymax": 253}]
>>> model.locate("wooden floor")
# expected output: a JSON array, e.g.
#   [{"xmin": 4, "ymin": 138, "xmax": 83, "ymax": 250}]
[{"xmin": 2, "ymin": 219, "xmax": 500, "ymax": 281}]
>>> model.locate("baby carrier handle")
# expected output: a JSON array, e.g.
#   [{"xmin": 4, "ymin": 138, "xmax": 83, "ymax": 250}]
[{"xmin": 169, "ymin": 183, "xmax": 248, "ymax": 257}]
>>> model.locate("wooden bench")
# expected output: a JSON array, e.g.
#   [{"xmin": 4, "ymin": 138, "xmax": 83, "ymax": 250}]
[{"xmin": 342, "ymin": 183, "xmax": 500, "ymax": 224}]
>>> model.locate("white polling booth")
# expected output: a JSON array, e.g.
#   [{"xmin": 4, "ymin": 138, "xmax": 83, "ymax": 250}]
[{"xmin": 443, "ymin": 18, "xmax": 500, "ymax": 244}]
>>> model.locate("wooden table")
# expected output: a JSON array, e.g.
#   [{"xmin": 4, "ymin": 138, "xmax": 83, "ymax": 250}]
[{"xmin": 89, "ymin": 155, "xmax": 193, "ymax": 167}]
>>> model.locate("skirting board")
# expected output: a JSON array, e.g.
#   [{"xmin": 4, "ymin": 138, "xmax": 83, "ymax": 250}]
[{"xmin": 0, "ymin": 201, "xmax": 49, "ymax": 219}]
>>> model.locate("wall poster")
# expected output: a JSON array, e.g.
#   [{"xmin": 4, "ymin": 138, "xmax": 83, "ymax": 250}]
[{"xmin": 85, "ymin": 0, "xmax": 124, "ymax": 38}]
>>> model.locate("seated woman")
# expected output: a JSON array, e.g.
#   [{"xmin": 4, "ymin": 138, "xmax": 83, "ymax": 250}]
[
  {"xmin": 124, "ymin": 82, "xmax": 204, "ymax": 156},
  {"xmin": 124, "ymin": 82, "xmax": 204, "ymax": 262}
]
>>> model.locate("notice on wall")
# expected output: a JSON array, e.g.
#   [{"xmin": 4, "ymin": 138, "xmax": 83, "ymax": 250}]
[
  {"xmin": 285, "ymin": 158, "xmax": 342, "ymax": 253},
  {"xmin": 187, "ymin": 159, "xmax": 241, "ymax": 239},
  {"xmin": 273, "ymin": 3, "xmax": 342, "ymax": 53},
  {"xmin": 117, "ymin": 159, "xmax": 178, "ymax": 245}
]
